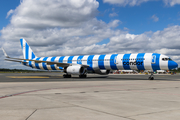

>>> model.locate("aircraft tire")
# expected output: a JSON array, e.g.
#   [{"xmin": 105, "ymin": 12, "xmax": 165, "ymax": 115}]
[
  {"xmin": 63, "ymin": 74, "xmax": 71, "ymax": 78},
  {"xmin": 79, "ymin": 75, "xmax": 87, "ymax": 78},
  {"xmin": 148, "ymin": 77, "xmax": 154, "ymax": 80}
]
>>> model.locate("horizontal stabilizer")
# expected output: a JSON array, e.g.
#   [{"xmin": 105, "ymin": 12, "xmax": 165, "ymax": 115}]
[{"xmin": 4, "ymin": 59, "xmax": 27, "ymax": 63}]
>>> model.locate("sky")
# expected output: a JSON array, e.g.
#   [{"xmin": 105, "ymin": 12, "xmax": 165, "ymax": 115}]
[{"xmin": 0, "ymin": 0, "xmax": 180, "ymax": 69}]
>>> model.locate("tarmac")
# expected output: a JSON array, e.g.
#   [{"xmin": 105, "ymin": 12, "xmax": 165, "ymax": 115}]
[{"xmin": 0, "ymin": 73, "xmax": 180, "ymax": 120}]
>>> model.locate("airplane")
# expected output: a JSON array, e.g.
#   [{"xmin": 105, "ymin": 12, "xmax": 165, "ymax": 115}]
[{"xmin": 2, "ymin": 38, "xmax": 178, "ymax": 80}]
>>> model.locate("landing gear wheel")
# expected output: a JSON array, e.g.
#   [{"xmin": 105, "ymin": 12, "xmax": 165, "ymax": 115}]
[
  {"xmin": 148, "ymin": 72, "xmax": 154, "ymax": 80},
  {"xmin": 63, "ymin": 74, "xmax": 71, "ymax": 78},
  {"xmin": 148, "ymin": 77, "xmax": 154, "ymax": 80},
  {"xmin": 79, "ymin": 75, "xmax": 87, "ymax": 78}
]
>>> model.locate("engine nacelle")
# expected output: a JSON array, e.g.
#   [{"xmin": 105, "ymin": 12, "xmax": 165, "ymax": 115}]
[
  {"xmin": 94, "ymin": 70, "xmax": 110, "ymax": 75},
  {"xmin": 64, "ymin": 65, "xmax": 86, "ymax": 75}
]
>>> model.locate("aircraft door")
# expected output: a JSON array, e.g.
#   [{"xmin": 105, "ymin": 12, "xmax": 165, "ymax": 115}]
[
  {"xmin": 152, "ymin": 55, "xmax": 156, "ymax": 64},
  {"xmin": 114, "ymin": 56, "xmax": 118, "ymax": 64},
  {"xmin": 114, "ymin": 54, "xmax": 124, "ymax": 70}
]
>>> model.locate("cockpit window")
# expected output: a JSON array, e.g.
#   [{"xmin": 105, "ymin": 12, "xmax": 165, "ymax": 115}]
[{"xmin": 162, "ymin": 58, "xmax": 172, "ymax": 61}]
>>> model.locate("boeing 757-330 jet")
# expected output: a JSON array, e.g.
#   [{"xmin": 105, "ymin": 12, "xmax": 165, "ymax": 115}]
[{"xmin": 2, "ymin": 38, "xmax": 178, "ymax": 80}]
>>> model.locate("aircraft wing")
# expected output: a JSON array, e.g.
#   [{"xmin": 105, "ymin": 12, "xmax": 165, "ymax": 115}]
[
  {"xmin": 4, "ymin": 59, "xmax": 28, "ymax": 63},
  {"xmin": 2, "ymin": 48, "xmax": 89, "ymax": 68}
]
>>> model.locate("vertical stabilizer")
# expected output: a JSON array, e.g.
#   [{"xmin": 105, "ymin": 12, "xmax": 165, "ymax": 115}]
[{"xmin": 20, "ymin": 38, "xmax": 36, "ymax": 59}]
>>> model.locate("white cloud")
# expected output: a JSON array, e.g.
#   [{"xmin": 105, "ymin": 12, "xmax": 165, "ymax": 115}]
[
  {"xmin": 1, "ymin": 0, "xmax": 99, "ymax": 41},
  {"xmin": 125, "ymin": 33, "xmax": 138, "ymax": 39},
  {"xmin": 108, "ymin": 20, "xmax": 122, "ymax": 28},
  {"xmin": 10, "ymin": 0, "xmax": 99, "ymax": 29},
  {"xmin": 0, "ymin": 0, "xmax": 119, "ymax": 57},
  {"xmin": 109, "ymin": 13, "xmax": 118, "ymax": 17},
  {"xmin": 6, "ymin": 9, "xmax": 14, "ymax": 19},
  {"xmin": 151, "ymin": 15, "xmax": 159, "ymax": 22},
  {"xmin": 123, "ymin": 27, "xmax": 129, "ymax": 31},
  {"xmin": 103, "ymin": 0, "xmax": 180, "ymax": 6},
  {"xmin": 163, "ymin": 0, "xmax": 180, "ymax": 6},
  {"xmin": 103, "ymin": 0, "xmax": 152, "ymax": 6},
  {"xmin": 150, "ymin": 25, "xmax": 180, "ymax": 50},
  {"xmin": 1, "ymin": 0, "xmax": 180, "ymax": 69}
]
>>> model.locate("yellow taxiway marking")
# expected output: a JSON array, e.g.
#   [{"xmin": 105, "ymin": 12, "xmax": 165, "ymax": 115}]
[{"xmin": 7, "ymin": 76, "xmax": 50, "ymax": 79}]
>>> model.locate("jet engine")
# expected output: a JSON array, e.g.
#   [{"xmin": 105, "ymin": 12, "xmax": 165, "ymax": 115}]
[{"xmin": 64, "ymin": 65, "xmax": 86, "ymax": 75}]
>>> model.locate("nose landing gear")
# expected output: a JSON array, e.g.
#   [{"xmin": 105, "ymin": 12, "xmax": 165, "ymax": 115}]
[{"xmin": 148, "ymin": 72, "xmax": 154, "ymax": 80}]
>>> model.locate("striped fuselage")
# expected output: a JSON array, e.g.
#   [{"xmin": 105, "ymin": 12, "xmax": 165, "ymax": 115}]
[{"xmin": 22, "ymin": 53, "xmax": 175, "ymax": 71}]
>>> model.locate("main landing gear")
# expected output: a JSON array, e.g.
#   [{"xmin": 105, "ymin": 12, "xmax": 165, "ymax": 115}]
[
  {"xmin": 79, "ymin": 74, "xmax": 87, "ymax": 78},
  {"xmin": 148, "ymin": 72, "xmax": 154, "ymax": 80},
  {"xmin": 63, "ymin": 74, "xmax": 71, "ymax": 78},
  {"xmin": 63, "ymin": 74, "xmax": 87, "ymax": 78}
]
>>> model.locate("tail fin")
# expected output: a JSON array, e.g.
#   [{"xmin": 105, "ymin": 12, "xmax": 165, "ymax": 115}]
[{"xmin": 20, "ymin": 38, "xmax": 37, "ymax": 59}]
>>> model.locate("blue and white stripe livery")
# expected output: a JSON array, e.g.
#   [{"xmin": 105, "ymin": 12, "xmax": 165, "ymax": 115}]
[
  {"xmin": 19, "ymin": 38, "xmax": 178, "ymax": 72},
  {"xmin": 24, "ymin": 54, "xmax": 177, "ymax": 71}
]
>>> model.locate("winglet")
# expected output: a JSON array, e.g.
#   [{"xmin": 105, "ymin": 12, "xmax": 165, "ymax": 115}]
[{"xmin": 1, "ymin": 48, "xmax": 10, "ymax": 58}]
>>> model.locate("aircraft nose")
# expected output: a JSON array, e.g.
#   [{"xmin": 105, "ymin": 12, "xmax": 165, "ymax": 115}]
[{"xmin": 168, "ymin": 61, "xmax": 178, "ymax": 70}]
